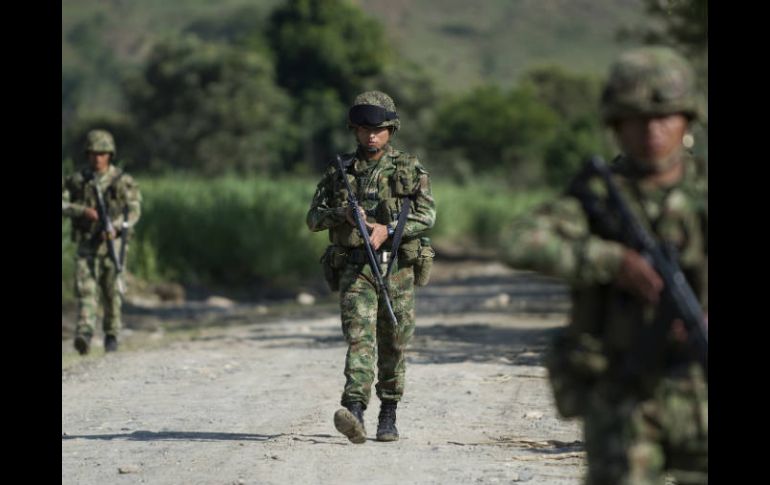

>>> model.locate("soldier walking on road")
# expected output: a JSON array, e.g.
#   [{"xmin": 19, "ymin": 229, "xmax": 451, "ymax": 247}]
[
  {"xmin": 307, "ymin": 91, "xmax": 437, "ymax": 443},
  {"xmin": 63, "ymin": 129, "xmax": 142, "ymax": 355}
]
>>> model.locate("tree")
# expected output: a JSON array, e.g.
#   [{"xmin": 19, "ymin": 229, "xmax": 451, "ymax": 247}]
[
  {"xmin": 124, "ymin": 35, "xmax": 296, "ymax": 175},
  {"xmin": 63, "ymin": 12, "xmax": 127, "ymax": 155},
  {"xmin": 361, "ymin": 61, "xmax": 440, "ymax": 158},
  {"xmin": 621, "ymin": 0, "xmax": 707, "ymax": 57},
  {"xmin": 429, "ymin": 85, "xmax": 559, "ymax": 185},
  {"xmin": 521, "ymin": 66, "xmax": 607, "ymax": 187},
  {"xmin": 266, "ymin": 0, "xmax": 393, "ymax": 170},
  {"xmin": 543, "ymin": 117, "xmax": 606, "ymax": 188},
  {"xmin": 266, "ymin": 0, "xmax": 390, "ymax": 102},
  {"xmin": 183, "ymin": 5, "xmax": 273, "ymax": 54},
  {"xmin": 519, "ymin": 65, "xmax": 602, "ymax": 121}
]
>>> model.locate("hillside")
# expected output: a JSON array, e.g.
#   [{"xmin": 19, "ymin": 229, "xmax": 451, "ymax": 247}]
[{"xmin": 62, "ymin": 0, "xmax": 652, "ymax": 117}]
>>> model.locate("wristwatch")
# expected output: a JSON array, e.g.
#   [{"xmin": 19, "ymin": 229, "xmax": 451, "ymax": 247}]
[{"xmin": 387, "ymin": 225, "xmax": 395, "ymax": 238}]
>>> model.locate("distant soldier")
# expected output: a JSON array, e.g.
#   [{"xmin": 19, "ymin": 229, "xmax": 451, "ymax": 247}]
[
  {"xmin": 62, "ymin": 129, "xmax": 142, "ymax": 355},
  {"xmin": 307, "ymin": 91, "xmax": 436, "ymax": 443},
  {"xmin": 500, "ymin": 47, "xmax": 707, "ymax": 484}
]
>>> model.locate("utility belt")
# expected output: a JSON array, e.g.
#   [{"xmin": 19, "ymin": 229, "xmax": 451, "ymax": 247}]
[
  {"xmin": 347, "ymin": 247, "xmax": 391, "ymax": 265},
  {"xmin": 320, "ymin": 237, "xmax": 434, "ymax": 291}
]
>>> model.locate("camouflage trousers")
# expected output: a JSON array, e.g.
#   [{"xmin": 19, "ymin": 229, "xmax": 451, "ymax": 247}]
[
  {"xmin": 74, "ymin": 250, "xmax": 123, "ymax": 338},
  {"xmin": 582, "ymin": 364, "xmax": 708, "ymax": 485},
  {"xmin": 338, "ymin": 260, "xmax": 416, "ymax": 408}
]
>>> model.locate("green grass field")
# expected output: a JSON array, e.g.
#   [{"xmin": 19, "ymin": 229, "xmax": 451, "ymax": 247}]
[{"xmin": 62, "ymin": 175, "xmax": 553, "ymax": 304}]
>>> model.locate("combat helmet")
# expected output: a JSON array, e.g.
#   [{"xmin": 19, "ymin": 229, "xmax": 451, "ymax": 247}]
[
  {"xmin": 600, "ymin": 46, "xmax": 699, "ymax": 124},
  {"xmin": 84, "ymin": 129, "xmax": 116, "ymax": 156},
  {"xmin": 348, "ymin": 90, "xmax": 400, "ymax": 132}
]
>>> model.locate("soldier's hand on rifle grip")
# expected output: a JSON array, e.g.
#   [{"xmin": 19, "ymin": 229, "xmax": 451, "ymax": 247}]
[
  {"xmin": 368, "ymin": 223, "xmax": 389, "ymax": 251},
  {"xmin": 83, "ymin": 208, "xmax": 99, "ymax": 222},
  {"xmin": 615, "ymin": 249, "xmax": 664, "ymax": 304}
]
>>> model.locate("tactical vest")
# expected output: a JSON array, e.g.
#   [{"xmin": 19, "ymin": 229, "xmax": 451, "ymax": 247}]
[
  {"xmin": 65, "ymin": 167, "xmax": 130, "ymax": 244},
  {"xmin": 327, "ymin": 149, "xmax": 422, "ymax": 256}
]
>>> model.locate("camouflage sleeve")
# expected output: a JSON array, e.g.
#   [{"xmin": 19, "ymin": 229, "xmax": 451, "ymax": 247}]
[
  {"xmin": 306, "ymin": 167, "xmax": 347, "ymax": 232},
  {"xmin": 499, "ymin": 196, "xmax": 626, "ymax": 286},
  {"xmin": 114, "ymin": 174, "xmax": 142, "ymax": 229},
  {"xmin": 62, "ymin": 175, "xmax": 87, "ymax": 218},
  {"xmin": 401, "ymin": 161, "xmax": 436, "ymax": 238}
]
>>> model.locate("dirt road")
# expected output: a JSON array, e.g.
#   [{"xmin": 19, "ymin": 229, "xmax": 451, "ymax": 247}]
[{"xmin": 62, "ymin": 261, "xmax": 585, "ymax": 484}]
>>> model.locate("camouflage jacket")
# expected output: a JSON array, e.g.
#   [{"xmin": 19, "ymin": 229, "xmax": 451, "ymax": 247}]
[
  {"xmin": 62, "ymin": 165, "xmax": 142, "ymax": 252},
  {"xmin": 501, "ymin": 153, "xmax": 707, "ymax": 360},
  {"xmin": 306, "ymin": 145, "xmax": 436, "ymax": 252}
]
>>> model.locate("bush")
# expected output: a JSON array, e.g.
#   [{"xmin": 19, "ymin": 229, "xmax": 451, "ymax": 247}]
[{"xmin": 62, "ymin": 175, "xmax": 554, "ymax": 300}]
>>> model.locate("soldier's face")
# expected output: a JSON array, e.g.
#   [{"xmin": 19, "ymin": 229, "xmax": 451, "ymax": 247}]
[
  {"xmin": 355, "ymin": 125, "xmax": 390, "ymax": 153},
  {"xmin": 88, "ymin": 152, "xmax": 112, "ymax": 173},
  {"xmin": 614, "ymin": 113, "xmax": 689, "ymax": 168}
]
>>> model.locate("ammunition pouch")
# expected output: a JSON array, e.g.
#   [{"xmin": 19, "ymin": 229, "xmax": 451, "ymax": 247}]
[
  {"xmin": 320, "ymin": 245, "xmax": 348, "ymax": 291},
  {"xmin": 413, "ymin": 237, "xmax": 435, "ymax": 287}
]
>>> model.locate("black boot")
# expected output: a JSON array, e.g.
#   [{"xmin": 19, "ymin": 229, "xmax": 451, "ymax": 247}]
[
  {"xmin": 74, "ymin": 333, "xmax": 92, "ymax": 356},
  {"xmin": 334, "ymin": 401, "xmax": 366, "ymax": 444},
  {"xmin": 376, "ymin": 400, "xmax": 399, "ymax": 442},
  {"xmin": 104, "ymin": 335, "xmax": 119, "ymax": 353}
]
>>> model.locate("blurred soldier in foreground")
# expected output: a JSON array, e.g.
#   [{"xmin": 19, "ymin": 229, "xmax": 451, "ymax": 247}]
[
  {"xmin": 500, "ymin": 47, "xmax": 707, "ymax": 484},
  {"xmin": 307, "ymin": 91, "xmax": 436, "ymax": 443},
  {"xmin": 62, "ymin": 129, "xmax": 142, "ymax": 355}
]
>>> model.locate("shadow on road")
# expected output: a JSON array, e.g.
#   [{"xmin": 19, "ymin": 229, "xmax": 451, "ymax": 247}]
[
  {"xmin": 61, "ymin": 430, "xmax": 284, "ymax": 442},
  {"xmin": 409, "ymin": 322, "xmax": 560, "ymax": 366}
]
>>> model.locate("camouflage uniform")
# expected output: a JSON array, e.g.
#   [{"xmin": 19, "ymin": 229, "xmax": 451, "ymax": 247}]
[
  {"xmin": 307, "ymin": 92, "xmax": 436, "ymax": 411},
  {"xmin": 500, "ymin": 48, "xmax": 707, "ymax": 484},
  {"xmin": 62, "ymin": 130, "xmax": 142, "ymax": 350}
]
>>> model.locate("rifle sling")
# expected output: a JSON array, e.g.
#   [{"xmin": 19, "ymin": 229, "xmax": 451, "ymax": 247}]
[{"xmin": 385, "ymin": 196, "xmax": 412, "ymax": 279}]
